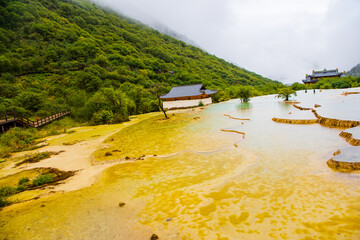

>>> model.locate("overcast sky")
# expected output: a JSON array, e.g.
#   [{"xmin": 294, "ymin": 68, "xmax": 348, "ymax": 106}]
[{"xmin": 94, "ymin": 0, "xmax": 360, "ymax": 84}]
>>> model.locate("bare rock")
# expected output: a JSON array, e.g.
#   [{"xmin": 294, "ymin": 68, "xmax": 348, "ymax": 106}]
[{"xmin": 151, "ymin": 234, "xmax": 159, "ymax": 240}]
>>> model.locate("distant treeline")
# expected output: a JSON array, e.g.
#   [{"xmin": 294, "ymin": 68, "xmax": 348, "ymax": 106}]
[{"xmin": 290, "ymin": 76, "xmax": 360, "ymax": 91}]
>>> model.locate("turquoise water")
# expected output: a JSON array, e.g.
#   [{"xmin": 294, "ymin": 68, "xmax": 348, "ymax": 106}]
[{"xmin": 1, "ymin": 89, "xmax": 360, "ymax": 240}]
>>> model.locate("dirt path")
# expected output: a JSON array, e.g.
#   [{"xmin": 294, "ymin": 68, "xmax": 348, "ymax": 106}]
[{"xmin": 22, "ymin": 131, "xmax": 120, "ymax": 192}]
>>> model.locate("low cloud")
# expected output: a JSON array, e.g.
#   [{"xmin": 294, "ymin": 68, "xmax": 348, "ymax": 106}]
[{"xmin": 94, "ymin": 0, "xmax": 360, "ymax": 84}]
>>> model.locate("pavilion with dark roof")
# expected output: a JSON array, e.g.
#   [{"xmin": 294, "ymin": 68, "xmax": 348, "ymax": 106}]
[
  {"xmin": 302, "ymin": 69, "xmax": 344, "ymax": 85},
  {"xmin": 160, "ymin": 84, "xmax": 217, "ymax": 109}
]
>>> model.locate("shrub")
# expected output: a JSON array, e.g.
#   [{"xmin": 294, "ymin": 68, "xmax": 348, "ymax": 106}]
[
  {"xmin": 91, "ymin": 110, "xmax": 114, "ymax": 125},
  {"xmin": 0, "ymin": 186, "xmax": 17, "ymax": 197},
  {"xmin": 15, "ymin": 152, "xmax": 52, "ymax": 166},
  {"xmin": 321, "ymin": 83, "xmax": 332, "ymax": 89},
  {"xmin": 331, "ymin": 80, "xmax": 351, "ymax": 89},
  {"xmin": 0, "ymin": 186, "xmax": 17, "ymax": 207},
  {"xmin": 18, "ymin": 177, "xmax": 30, "ymax": 185},
  {"xmin": 32, "ymin": 174, "xmax": 54, "ymax": 186},
  {"xmin": 198, "ymin": 101, "xmax": 204, "ymax": 107},
  {"xmin": 291, "ymin": 82, "xmax": 306, "ymax": 91},
  {"xmin": 0, "ymin": 148, "xmax": 11, "ymax": 159},
  {"xmin": 0, "ymin": 196, "xmax": 9, "ymax": 207},
  {"xmin": 49, "ymin": 129, "xmax": 60, "ymax": 136},
  {"xmin": 113, "ymin": 113, "xmax": 129, "ymax": 123},
  {"xmin": 16, "ymin": 185, "xmax": 28, "ymax": 191},
  {"xmin": 16, "ymin": 177, "xmax": 30, "ymax": 191},
  {"xmin": 0, "ymin": 127, "xmax": 40, "ymax": 153}
]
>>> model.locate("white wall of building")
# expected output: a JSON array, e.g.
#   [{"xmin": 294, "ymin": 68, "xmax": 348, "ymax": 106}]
[{"xmin": 163, "ymin": 97, "xmax": 213, "ymax": 109}]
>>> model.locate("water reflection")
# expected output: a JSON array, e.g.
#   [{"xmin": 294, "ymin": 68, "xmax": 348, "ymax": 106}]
[
  {"xmin": 277, "ymin": 101, "xmax": 293, "ymax": 111},
  {"xmin": 236, "ymin": 102, "xmax": 252, "ymax": 111}
]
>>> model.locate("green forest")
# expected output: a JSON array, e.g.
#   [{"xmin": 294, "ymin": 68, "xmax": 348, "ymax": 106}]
[
  {"xmin": 290, "ymin": 75, "xmax": 360, "ymax": 91},
  {"xmin": 0, "ymin": 0, "xmax": 285, "ymax": 124}
]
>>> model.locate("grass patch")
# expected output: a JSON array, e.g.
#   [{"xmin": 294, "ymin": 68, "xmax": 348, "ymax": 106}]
[
  {"xmin": 17, "ymin": 177, "xmax": 30, "ymax": 192},
  {"xmin": 0, "ymin": 186, "xmax": 18, "ymax": 197},
  {"xmin": 0, "ymin": 196, "xmax": 9, "ymax": 207},
  {"xmin": 0, "ymin": 168, "xmax": 75, "ymax": 207},
  {"xmin": 18, "ymin": 177, "xmax": 30, "ymax": 185},
  {"xmin": 62, "ymin": 140, "xmax": 82, "ymax": 145},
  {"xmin": 15, "ymin": 151, "xmax": 61, "ymax": 167},
  {"xmin": 39, "ymin": 117, "xmax": 83, "ymax": 136},
  {"xmin": 0, "ymin": 117, "xmax": 83, "ymax": 158},
  {"xmin": 32, "ymin": 174, "xmax": 54, "ymax": 186},
  {"xmin": 0, "ymin": 186, "xmax": 17, "ymax": 207},
  {"xmin": 0, "ymin": 127, "xmax": 40, "ymax": 158},
  {"xmin": 12, "ymin": 143, "xmax": 49, "ymax": 152}
]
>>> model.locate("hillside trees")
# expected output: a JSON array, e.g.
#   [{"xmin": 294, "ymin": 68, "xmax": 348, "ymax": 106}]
[
  {"xmin": 0, "ymin": 0, "xmax": 283, "ymax": 124},
  {"xmin": 311, "ymin": 76, "xmax": 360, "ymax": 89}
]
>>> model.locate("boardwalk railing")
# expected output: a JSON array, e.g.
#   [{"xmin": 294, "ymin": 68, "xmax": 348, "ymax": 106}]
[{"xmin": 0, "ymin": 111, "xmax": 71, "ymax": 133}]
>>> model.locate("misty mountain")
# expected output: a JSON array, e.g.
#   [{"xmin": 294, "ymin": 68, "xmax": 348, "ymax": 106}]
[
  {"xmin": 0, "ymin": 0, "xmax": 282, "ymax": 123},
  {"xmin": 90, "ymin": 0, "xmax": 199, "ymax": 48},
  {"xmin": 147, "ymin": 22, "xmax": 200, "ymax": 48},
  {"xmin": 346, "ymin": 63, "xmax": 360, "ymax": 77}
]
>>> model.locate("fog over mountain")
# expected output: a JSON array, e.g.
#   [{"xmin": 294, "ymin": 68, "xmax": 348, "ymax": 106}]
[
  {"xmin": 94, "ymin": 1, "xmax": 200, "ymax": 47},
  {"xmin": 93, "ymin": 0, "xmax": 360, "ymax": 84},
  {"xmin": 346, "ymin": 63, "xmax": 360, "ymax": 77}
]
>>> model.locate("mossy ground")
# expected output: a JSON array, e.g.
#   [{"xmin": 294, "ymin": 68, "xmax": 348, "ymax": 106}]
[
  {"xmin": 94, "ymin": 109, "xmax": 233, "ymax": 162},
  {"xmin": 0, "ymin": 168, "xmax": 74, "ymax": 206}
]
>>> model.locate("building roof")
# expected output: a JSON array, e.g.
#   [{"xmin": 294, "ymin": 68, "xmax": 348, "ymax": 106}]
[
  {"xmin": 311, "ymin": 69, "xmax": 343, "ymax": 78},
  {"xmin": 302, "ymin": 78, "xmax": 319, "ymax": 84},
  {"xmin": 204, "ymin": 89, "xmax": 218, "ymax": 95},
  {"xmin": 302, "ymin": 69, "xmax": 343, "ymax": 84},
  {"xmin": 160, "ymin": 84, "xmax": 217, "ymax": 99}
]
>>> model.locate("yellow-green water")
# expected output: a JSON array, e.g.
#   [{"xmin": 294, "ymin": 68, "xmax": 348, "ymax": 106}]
[{"xmin": 1, "ymin": 90, "xmax": 360, "ymax": 240}]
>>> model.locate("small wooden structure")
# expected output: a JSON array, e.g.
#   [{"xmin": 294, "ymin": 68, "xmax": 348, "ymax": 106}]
[
  {"xmin": 160, "ymin": 84, "xmax": 217, "ymax": 109},
  {"xmin": 0, "ymin": 111, "xmax": 70, "ymax": 133},
  {"xmin": 302, "ymin": 69, "xmax": 344, "ymax": 85}
]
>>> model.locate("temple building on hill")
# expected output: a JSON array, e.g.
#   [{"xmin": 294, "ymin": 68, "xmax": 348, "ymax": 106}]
[
  {"xmin": 302, "ymin": 69, "xmax": 344, "ymax": 85},
  {"xmin": 160, "ymin": 84, "xmax": 217, "ymax": 110}
]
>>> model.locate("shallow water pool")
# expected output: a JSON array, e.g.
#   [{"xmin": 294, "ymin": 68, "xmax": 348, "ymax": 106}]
[{"xmin": 1, "ymin": 89, "xmax": 360, "ymax": 240}]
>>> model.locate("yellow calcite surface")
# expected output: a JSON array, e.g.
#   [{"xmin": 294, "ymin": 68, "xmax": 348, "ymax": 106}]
[
  {"xmin": 0, "ymin": 169, "xmax": 43, "ymax": 187},
  {"xmin": 1, "ymin": 92, "xmax": 360, "ymax": 239},
  {"xmin": 94, "ymin": 110, "xmax": 235, "ymax": 162}
]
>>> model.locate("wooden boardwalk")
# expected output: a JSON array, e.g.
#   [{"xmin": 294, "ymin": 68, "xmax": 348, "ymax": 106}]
[{"xmin": 0, "ymin": 112, "xmax": 70, "ymax": 133}]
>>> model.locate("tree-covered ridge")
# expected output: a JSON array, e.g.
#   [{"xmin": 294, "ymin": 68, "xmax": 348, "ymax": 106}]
[
  {"xmin": 347, "ymin": 63, "xmax": 360, "ymax": 77},
  {"xmin": 0, "ymin": 0, "xmax": 283, "ymax": 123}
]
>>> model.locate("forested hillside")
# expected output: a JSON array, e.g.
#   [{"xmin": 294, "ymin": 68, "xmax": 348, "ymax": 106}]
[
  {"xmin": 0, "ymin": 0, "xmax": 283, "ymax": 123},
  {"xmin": 347, "ymin": 64, "xmax": 360, "ymax": 77}
]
